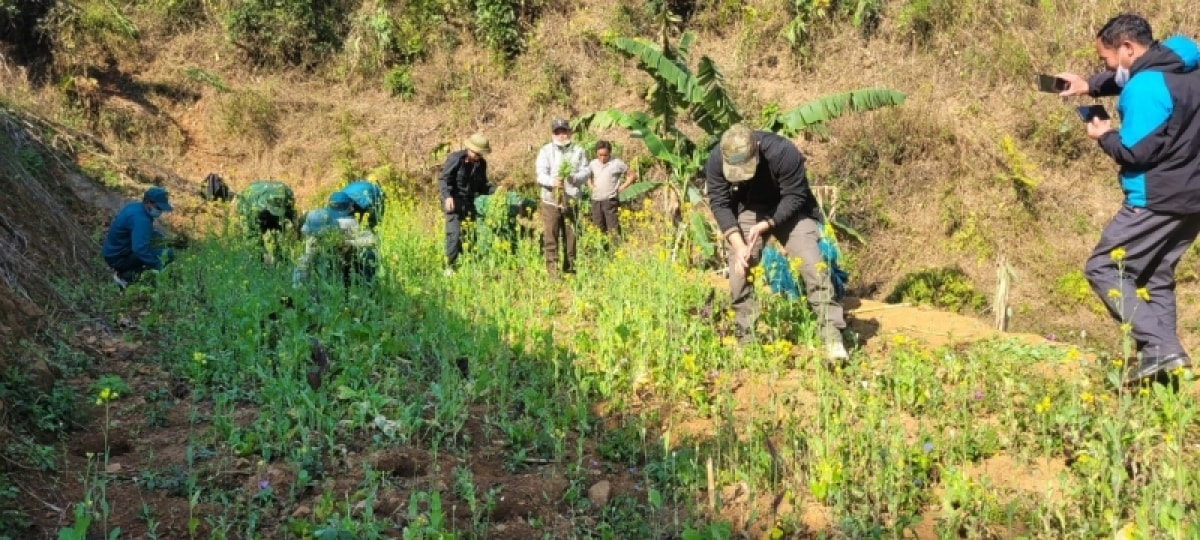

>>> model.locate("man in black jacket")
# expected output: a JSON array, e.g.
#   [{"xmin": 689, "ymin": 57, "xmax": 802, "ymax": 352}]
[
  {"xmin": 1057, "ymin": 13, "xmax": 1200, "ymax": 383},
  {"xmin": 706, "ymin": 123, "xmax": 848, "ymax": 362},
  {"xmin": 438, "ymin": 133, "xmax": 494, "ymax": 272}
]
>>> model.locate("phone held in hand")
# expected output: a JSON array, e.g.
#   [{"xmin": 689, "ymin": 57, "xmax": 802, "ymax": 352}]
[
  {"xmin": 1037, "ymin": 74, "xmax": 1069, "ymax": 93},
  {"xmin": 1076, "ymin": 104, "xmax": 1110, "ymax": 122}
]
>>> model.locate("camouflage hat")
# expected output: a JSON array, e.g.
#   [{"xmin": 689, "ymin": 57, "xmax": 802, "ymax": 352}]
[{"xmin": 719, "ymin": 124, "xmax": 759, "ymax": 183}]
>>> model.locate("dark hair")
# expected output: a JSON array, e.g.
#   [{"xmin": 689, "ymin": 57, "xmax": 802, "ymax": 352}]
[
  {"xmin": 1097, "ymin": 13, "xmax": 1153, "ymax": 48},
  {"xmin": 595, "ymin": 140, "xmax": 612, "ymax": 153}
]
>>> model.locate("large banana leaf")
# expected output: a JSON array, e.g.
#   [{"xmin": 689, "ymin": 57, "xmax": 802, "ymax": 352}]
[
  {"xmin": 619, "ymin": 181, "xmax": 662, "ymax": 202},
  {"xmin": 610, "ymin": 37, "xmax": 700, "ymax": 103},
  {"xmin": 688, "ymin": 210, "xmax": 715, "ymax": 258},
  {"xmin": 694, "ymin": 56, "xmax": 741, "ymax": 134},
  {"xmin": 765, "ymin": 89, "xmax": 906, "ymax": 137}
]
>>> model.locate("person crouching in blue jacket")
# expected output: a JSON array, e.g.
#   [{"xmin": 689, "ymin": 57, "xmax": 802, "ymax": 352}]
[{"xmin": 102, "ymin": 186, "xmax": 176, "ymax": 288}]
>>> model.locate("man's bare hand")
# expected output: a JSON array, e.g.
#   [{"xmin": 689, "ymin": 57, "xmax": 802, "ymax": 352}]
[
  {"xmin": 444, "ymin": 197, "xmax": 455, "ymax": 212},
  {"xmin": 1056, "ymin": 72, "xmax": 1090, "ymax": 97},
  {"xmin": 744, "ymin": 221, "xmax": 771, "ymax": 248},
  {"xmin": 1086, "ymin": 117, "xmax": 1114, "ymax": 140}
]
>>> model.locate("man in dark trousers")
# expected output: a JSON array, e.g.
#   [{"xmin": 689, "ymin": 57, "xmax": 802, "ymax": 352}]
[
  {"xmin": 102, "ymin": 186, "xmax": 175, "ymax": 288},
  {"xmin": 706, "ymin": 123, "xmax": 848, "ymax": 363},
  {"xmin": 1057, "ymin": 13, "xmax": 1200, "ymax": 384},
  {"xmin": 438, "ymin": 133, "xmax": 494, "ymax": 274}
]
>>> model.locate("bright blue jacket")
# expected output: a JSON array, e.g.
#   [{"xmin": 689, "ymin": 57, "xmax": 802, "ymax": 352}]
[
  {"xmin": 102, "ymin": 202, "xmax": 165, "ymax": 269},
  {"xmin": 1089, "ymin": 35, "xmax": 1200, "ymax": 214}
]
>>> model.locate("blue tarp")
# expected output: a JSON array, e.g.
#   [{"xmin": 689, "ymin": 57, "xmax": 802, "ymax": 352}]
[{"xmin": 761, "ymin": 231, "xmax": 848, "ymax": 301}]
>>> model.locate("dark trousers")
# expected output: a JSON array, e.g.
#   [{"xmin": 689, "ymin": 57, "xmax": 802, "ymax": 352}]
[
  {"xmin": 1084, "ymin": 204, "xmax": 1200, "ymax": 358},
  {"xmin": 105, "ymin": 249, "xmax": 173, "ymax": 282},
  {"xmin": 541, "ymin": 201, "xmax": 577, "ymax": 275},
  {"xmin": 726, "ymin": 209, "xmax": 845, "ymax": 341},
  {"xmin": 590, "ymin": 199, "xmax": 620, "ymax": 236},
  {"xmin": 444, "ymin": 204, "xmax": 476, "ymax": 267}
]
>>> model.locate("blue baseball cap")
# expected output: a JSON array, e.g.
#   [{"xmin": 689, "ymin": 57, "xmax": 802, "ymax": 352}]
[
  {"xmin": 328, "ymin": 192, "xmax": 353, "ymax": 213},
  {"xmin": 143, "ymin": 186, "xmax": 174, "ymax": 212}
]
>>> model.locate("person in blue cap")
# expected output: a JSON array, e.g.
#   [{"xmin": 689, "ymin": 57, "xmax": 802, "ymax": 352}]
[
  {"xmin": 341, "ymin": 180, "xmax": 385, "ymax": 230},
  {"xmin": 102, "ymin": 186, "xmax": 176, "ymax": 288},
  {"xmin": 293, "ymin": 192, "xmax": 377, "ymax": 288}
]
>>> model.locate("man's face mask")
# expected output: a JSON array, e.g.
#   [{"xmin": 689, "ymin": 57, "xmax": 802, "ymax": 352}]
[
  {"xmin": 148, "ymin": 205, "xmax": 163, "ymax": 219},
  {"xmin": 1111, "ymin": 43, "xmax": 1134, "ymax": 87}
]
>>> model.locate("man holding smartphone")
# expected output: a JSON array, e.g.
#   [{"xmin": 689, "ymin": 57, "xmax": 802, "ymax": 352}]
[{"xmin": 1056, "ymin": 13, "xmax": 1200, "ymax": 384}]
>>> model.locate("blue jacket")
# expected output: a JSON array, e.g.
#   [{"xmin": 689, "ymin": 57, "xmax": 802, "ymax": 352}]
[
  {"xmin": 102, "ymin": 202, "xmax": 165, "ymax": 269},
  {"xmin": 1089, "ymin": 35, "xmax": 1200, "ymax": 214}
]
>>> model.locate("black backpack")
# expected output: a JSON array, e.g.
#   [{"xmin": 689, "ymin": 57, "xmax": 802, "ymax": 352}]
[{"xmin": 201, "ymin": 173, "xmax": 232, "ymax": 202}]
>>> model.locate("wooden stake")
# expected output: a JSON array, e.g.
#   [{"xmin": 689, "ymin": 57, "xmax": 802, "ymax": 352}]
[{"xmin": 706, "ymin": 457, "xmax": 716, "ymax": 512}]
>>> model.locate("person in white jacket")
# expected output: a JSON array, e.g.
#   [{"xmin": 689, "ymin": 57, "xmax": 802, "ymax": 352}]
[{"xmin": 535, "ymin": 117, "xmax": 590, "ymax": 277}]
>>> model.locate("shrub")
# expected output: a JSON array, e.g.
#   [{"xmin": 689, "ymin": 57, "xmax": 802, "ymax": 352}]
[
  {"xmin": 221, "ymin": 0, "xmax": 354, "ymax": 67},
  {"xmin": 383, "ymin": 66, "xmax": 415, "ymax": 100},
  {"xmin": 886, "ymin": 266, "xmax": 986, "ymax": 312}
]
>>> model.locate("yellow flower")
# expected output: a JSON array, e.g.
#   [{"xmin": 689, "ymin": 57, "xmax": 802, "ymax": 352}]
[
  {"xmin": 1120, "ymin": 323, "xmax": 1132, "ymax": 334},
  {"xmin": 96, "ymin": 387, "xmax": 118, "ymax": 405},
  {"xmin": 1080, "ymin": 391, "xmax": 1094, "ymax": 404},
  {"xmin": 1034, "ymin": 395, "xmax": 1051, "ymax": 414},
  {"xmin": 681, "ymin": 354, "xmax": 697, "ymax": 372},
  {"xmin": 1063, "ymin": 347, "xmax": 1081, "ymax": 363},
  {"xmin": 1135, "ymin": 288, "xmax": 1149, "ymax": 301},
  {"xmin": 1110, "ymin": 247, "xmax": 1126, "ymax": 262},
  {"xmin": 1164, "ymin": 434, "xmax": 1174, "ymax": 445},
  {"xmin": 193, "ymin": 351, "xmax": 207, "ymax": 364},
  {"xmin": 1106, "ymin": 288, "xmax": 1122, "ymax": 299}
]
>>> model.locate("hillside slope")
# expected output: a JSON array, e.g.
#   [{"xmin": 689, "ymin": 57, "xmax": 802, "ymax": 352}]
[{"xmin": 2, "ymin": 0, "xmax": 1199, "ymax": 347}]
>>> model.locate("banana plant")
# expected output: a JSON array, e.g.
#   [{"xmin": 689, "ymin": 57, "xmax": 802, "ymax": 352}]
[{"xmin": 580, "ymin": 25, "xmax": 906, "ymax": 266}]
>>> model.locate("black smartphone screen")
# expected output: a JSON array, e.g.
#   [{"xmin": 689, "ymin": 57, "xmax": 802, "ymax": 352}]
[
  {"xmin": 1077, "ymin": 105, "xmax": 1111, "ymax": 121},
  {"xmin": 1038, "ymin": 74, "xmax": 1068, "ymax": 93}
]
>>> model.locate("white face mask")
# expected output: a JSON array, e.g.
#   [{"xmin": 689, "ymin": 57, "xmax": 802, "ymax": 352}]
[
  {"xmin": 1115, "ymin": 64, "xmax": 1131, "ymax": 87},
  {"xmin": 1114, "ymin": 48, "xmax": 1132, "ymax": 87}
]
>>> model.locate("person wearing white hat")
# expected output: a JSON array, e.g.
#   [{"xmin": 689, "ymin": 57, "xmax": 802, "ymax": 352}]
[{"xmin": 438, "ymin": 133, "xmax": 494, "ymax": 272}]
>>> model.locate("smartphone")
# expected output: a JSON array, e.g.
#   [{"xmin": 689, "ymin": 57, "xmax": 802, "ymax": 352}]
[
  {"xmin": 1076, "ymin": 104, "xmax": 1110, "ymax": 122},
  {"xmin": 1038, "ymin": 74, "xmax": 1069, "ymax": 93}
]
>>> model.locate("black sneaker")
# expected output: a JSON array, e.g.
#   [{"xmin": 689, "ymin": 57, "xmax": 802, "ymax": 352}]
[{"xmin": 1124, "ymin": 353, "xmax": 1191, "ymax": 385}]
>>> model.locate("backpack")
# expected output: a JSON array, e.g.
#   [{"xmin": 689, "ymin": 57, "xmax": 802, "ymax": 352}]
[{"xmin": 201, "ymin": 173, "xmax": 231, "ymax": 202}]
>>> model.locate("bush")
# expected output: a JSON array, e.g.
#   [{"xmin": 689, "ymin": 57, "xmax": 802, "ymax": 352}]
[
  {"xmin": 221, "ymin": 0, "xmax": 354, "ymax": 67},
  {"xmin": 886, "ymin": 266, "xmax": 986, "ymax": 313},
  {"xmin": 383, "ymin": 66, "xmax": 415, "ymax": 100}
]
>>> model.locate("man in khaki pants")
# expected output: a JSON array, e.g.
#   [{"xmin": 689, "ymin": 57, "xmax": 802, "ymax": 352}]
[
  {"xmin": 706, "ymin": 123, "xmax": 848, "ymax": 363},
  {"xmin": 535, "ymin": 118, "xmax": 590, "ymax": 277}
]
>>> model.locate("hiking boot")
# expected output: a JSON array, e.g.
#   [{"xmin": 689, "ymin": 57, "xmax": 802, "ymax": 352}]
[
  {"xmin": 1124, "ymin": 353, "xmax": 1191, "ymax": 385},
  {"xmin": 112, "ymin": 271, "xmax": 129, "ymax": 290}
]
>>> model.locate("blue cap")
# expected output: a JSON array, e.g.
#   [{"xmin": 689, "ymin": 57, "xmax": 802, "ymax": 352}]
[
  {"xmin": 329, "ymin": 192, "xmax": 353, "ymax": 212},
  {"xmin": 143, "ymin": 186, "xmax": 174, "ymax": 212}
]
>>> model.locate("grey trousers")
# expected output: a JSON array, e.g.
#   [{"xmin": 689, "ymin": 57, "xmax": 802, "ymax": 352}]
[
  {"xmin": 1084, "ymin": 204, "xmax": 1200, "ymax": 358},
  {"xmin": 727, "ymin": 209, "xmax": 845, "ymax": 341}
]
